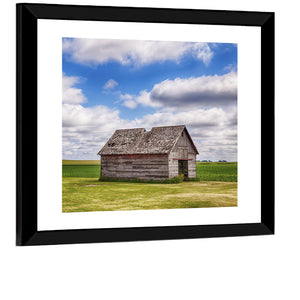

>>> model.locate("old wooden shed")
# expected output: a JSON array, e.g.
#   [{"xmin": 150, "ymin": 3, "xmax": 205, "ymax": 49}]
[{"xmin": 97, "ymin": 125, "xmax": 199, "ymax": 180}]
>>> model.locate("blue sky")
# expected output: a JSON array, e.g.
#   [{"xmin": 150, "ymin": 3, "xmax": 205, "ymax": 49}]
[{"xmin": 62, "ymin": 38, "xmax": 237, "ymax": 161}]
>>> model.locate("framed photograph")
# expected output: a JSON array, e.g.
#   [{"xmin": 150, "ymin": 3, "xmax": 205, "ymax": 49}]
[{"xmin": 16, "ymin": 3, "xmax": 274, "ymax": 246}]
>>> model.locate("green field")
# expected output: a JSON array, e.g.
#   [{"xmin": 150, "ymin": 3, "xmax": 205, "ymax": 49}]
[
  {"xmin": 62, "ymin": 160, "xmax": 99, "ymax": 178},
  {"xmin": 197, "ymin": 162, "xmax": 237, "ymax": 182},
  {"xmin": 62, "ymin": 160, "xmax": 237, "ymax": 212},
  {"xmin": 63, "ymin": 178, "xmax": 237, "ymax": 212},
  {"xmin": 62, "ymin": 160, "xmax": 237, "ymax": 182}
]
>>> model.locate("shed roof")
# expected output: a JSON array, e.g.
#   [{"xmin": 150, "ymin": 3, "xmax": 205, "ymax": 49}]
[{"xmin": 98, "ymin": 125, "xmax": 199, "ymax": 155}]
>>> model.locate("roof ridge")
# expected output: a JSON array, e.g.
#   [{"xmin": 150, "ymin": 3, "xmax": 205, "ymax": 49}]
[
  {"xmin": 115, "ymin": 127, "xmax": 145, "ymax": 131},
  {"xmin": 98, "ymin": 124, "xmax": 198, "ymax": 155},
  {"xmin": 151, "ymin": 124, "xmax": 185, "ymax": 129}
]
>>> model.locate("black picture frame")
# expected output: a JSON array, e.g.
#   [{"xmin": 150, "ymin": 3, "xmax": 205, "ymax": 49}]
[{"xmin": 16, "ymin": 3, "xmax": 274, "ymax": 246}]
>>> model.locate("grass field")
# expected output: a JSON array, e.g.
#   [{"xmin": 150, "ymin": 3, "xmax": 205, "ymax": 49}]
[
  {"xmin": 62, "ymin": 160, "xmax": 238, "ymax": 212},
  {"xmin": 62, "ymin": 160, "xmax": 100, "ymax": 178},
  {"xmin": 197, "ymin": 162, "xmax": 237, "ymax": 182},
  {"xmin": 63, "ymin": 178, "xmax": 237, "ymax": 212},
  {"xmin": 62, "ymin": 160, "xmax": 237, "ymax": 182}
]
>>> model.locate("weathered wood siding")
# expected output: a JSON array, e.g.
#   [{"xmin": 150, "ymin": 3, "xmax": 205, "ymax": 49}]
[
  {"xmin": 187, "ymin": 153, "xmax": 197, "ymax": 178},
  {"xmin": 168, "ymin": 152, "xmax": 179, "ymax": 178},
  {"xmin": 101, "ymin": 154, "xmax": 169, "ymax": 180},
  {"xmin": 168, "ymin": 130, "xmax": 197, "ymax": 178}
]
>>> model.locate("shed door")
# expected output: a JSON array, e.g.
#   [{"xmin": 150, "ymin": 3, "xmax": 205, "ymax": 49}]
[{"xmin": 178, "ymin": 160, "xmax": 188, "ymax": 179}]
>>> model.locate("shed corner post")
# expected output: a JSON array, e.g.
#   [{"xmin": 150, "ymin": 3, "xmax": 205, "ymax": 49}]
[{"xmin": 99, "ymin": 155, "xmax": 102, "ymax": 180}]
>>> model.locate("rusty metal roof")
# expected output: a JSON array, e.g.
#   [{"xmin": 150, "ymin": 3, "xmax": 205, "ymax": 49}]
[{"xmin": 98, "ymin": 125, "xmax": 198, "ymax": 155}]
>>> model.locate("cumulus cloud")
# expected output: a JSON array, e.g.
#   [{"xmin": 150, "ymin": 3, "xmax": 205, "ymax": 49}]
[
  {"xmin": 118, "ymin": 71, "xmax": 237, "ymax": 110},
  {"xmin": 62, "ymin": 38, "xmax": 213, "ymax": 67},
  {"xmin": 62, "ymin": 74, "xmax": 86, "ymax": 104},
  {"xmin": 120, "ymin": 94, "xmax": 133, "ymax": 101},
  {"xmin": 119, "ymin": 90, "xmax": 161, "ymax": 109},
  {"xmin": 62, "ymin": 100, "xmax": 237, "ymax": 161},
  {"xmin": 192, "ymin": 43, "xmax": 213, "ymax": 65},
  {"xmin": 62, "ymin": 103, "xmax": 133, "ymax": 159},
  {"xmin": 136, "ymin": 90, "xmax": 162, "ymax": 108},
  {"xmin": 118, "ymin": 93, "xmax": 137, "ymax": 109},
  {"xmin": 103, "ymin": 79, "xmax": 118, "ymax": 90},
  {"xmin": 62, "ymin": 72, "xmax": 237, "ymax": 160},
  {"xmin": 62, "ymin": 38, "xmax": 237, "ymax": 160},
  {"xmin": 135, "ymin": 107, "xmax": 228, "ymax": 129},
  {"xmin": 123, "ymin": 100, "xmax": 137, "ymax": 109},
  {"xmin": 149, "ymin": 71, "xmax": 237, "ymax": 108},
  {"xmin": 62, "ymin": 75, "xmax": 131, "ymax": 159}
]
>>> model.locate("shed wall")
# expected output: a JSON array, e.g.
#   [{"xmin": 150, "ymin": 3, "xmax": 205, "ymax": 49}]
[
  {"xmin": 168, "ymin": 130, "xmax": 197, "ymax": 178},
  {"xmin": 101, "ymin": 154, "xmax": 169, "ymax": 180},
  {"xmin": 188, "ymin": 154, "xmax": 197, "ymax": 178}
]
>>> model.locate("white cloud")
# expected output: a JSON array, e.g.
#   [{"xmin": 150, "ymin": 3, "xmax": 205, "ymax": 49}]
[
  {"xmin": 62, "ymin": 72, "xmax": 237, "ymax": 160},
  {"xmin": 119, "ymin": 93, "xmax": 138, "ymax": 109},
  {"xmin": 62, "ymin": 103, "xmax": 133, "ymax": 159},
  {"xmin": 136, "ymin": 90, "xmax": 162, "ymax": 108},
  {"xmin": 103, "ymin": 79, "xmax": 118, "ymax": 90},
  {"xmin": 123, "ymin": 100, "xmax": 137, "ymax": 109},
  {"xmin": 149, "ymin": 71, "xmax": 237, "ymax": 108},
  {"xmin": 119, "ymin": 90, "xmax": 161, "ymax": 109},
  {"xmin": 62, "ymin": 74, "xmax": 86, "ymax": 104},
  {"xmin": 119, "ymin": 93, "xmax": 134, "ymax": 101},
  {"xmin": 192, "ymin": 43, "xmax": 213, "ymax": 66},
  {"xmin": 135, "ymin": 107, "xmax": 228, "ymax": 129},
  {"xmin": 118, "ymin": 71, "xmax": 237, "ymax": 110},
  {"xmin": 63, "ymin": 38, "xmax": 213, "ymax": 67},
  {"xmin": 62, "ymin": 103, "xmax": 237, "ymax": 161}
]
